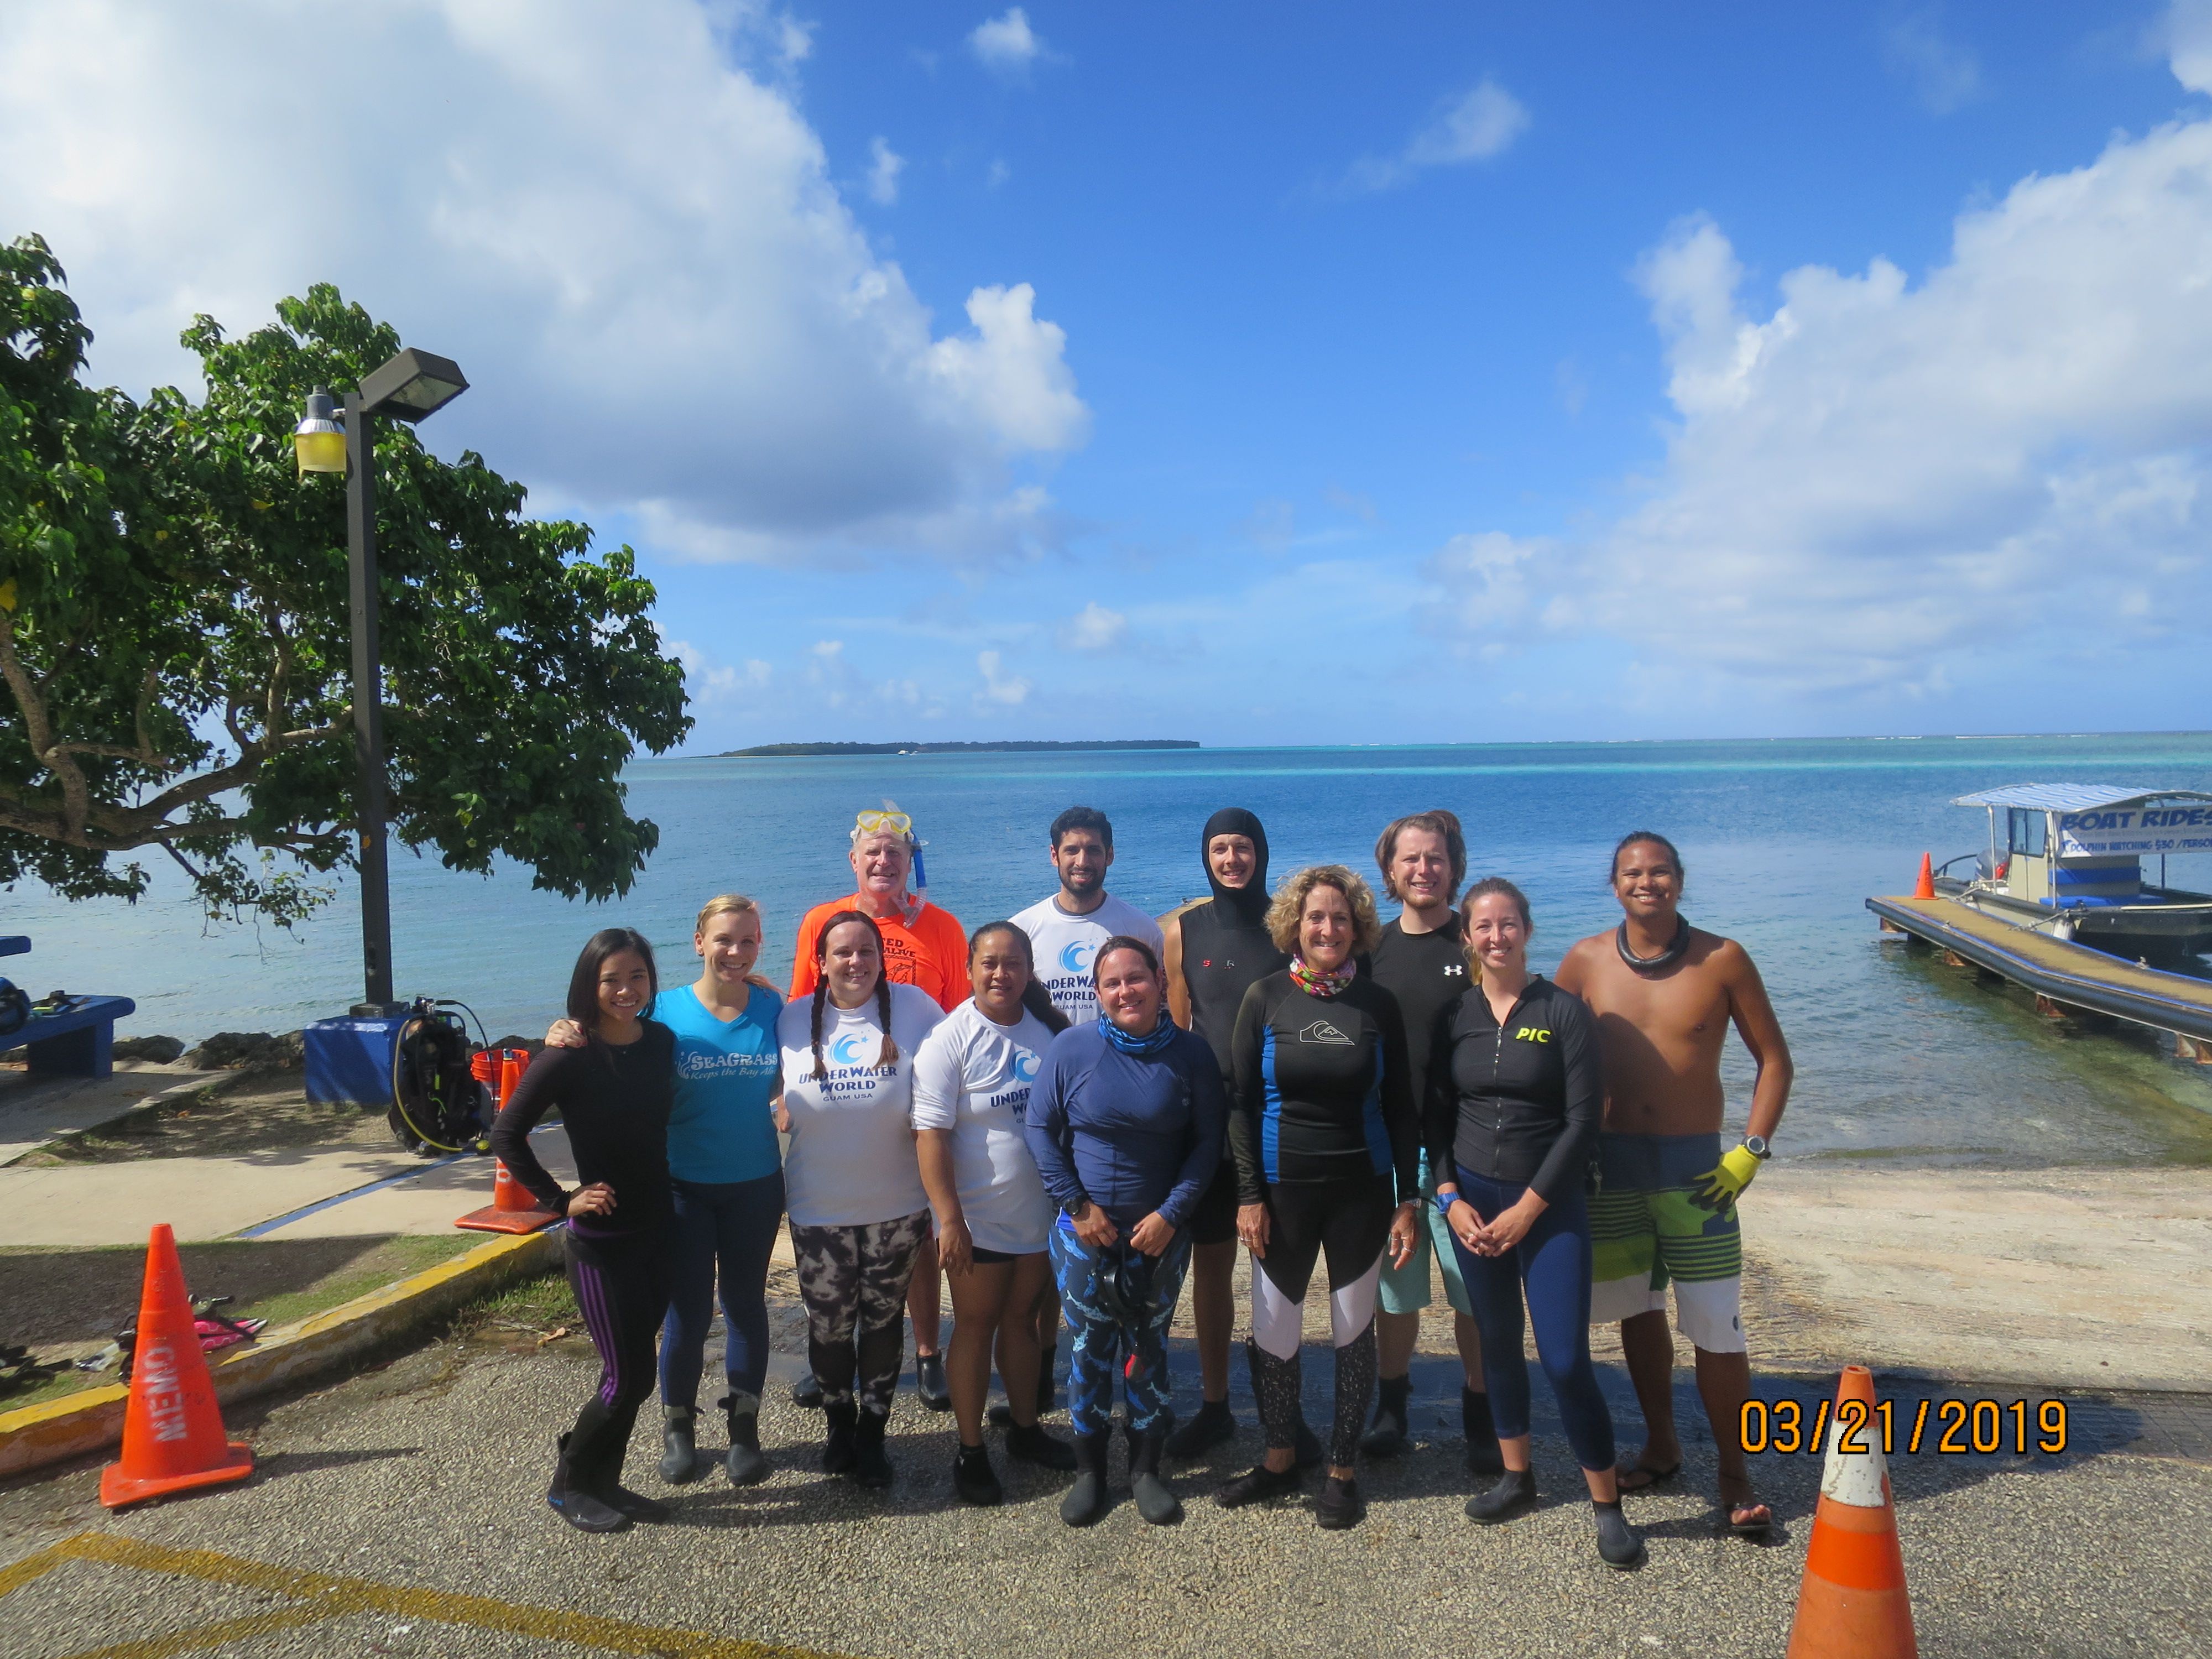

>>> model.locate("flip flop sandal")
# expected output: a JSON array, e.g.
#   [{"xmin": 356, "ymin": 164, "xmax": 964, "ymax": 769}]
[
  {"xmin": 1615, "ymin": 1460, "xmax": 1681, "ymax": 1494},
  {"xmin": 1725, "ymin": 1500, "xmax": 1775, "ymax": 1538}
]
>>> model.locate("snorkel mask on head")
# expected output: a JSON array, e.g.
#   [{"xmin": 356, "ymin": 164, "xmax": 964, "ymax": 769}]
[{"xmin": 851, "ymin": 800, "xmax": 928, "ymax": 903}]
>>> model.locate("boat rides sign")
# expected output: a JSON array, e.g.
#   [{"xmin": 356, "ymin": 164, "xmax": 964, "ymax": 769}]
[{"xmin": 2057, "ymin": 804, "xmax": 2212, "ymax": 857}]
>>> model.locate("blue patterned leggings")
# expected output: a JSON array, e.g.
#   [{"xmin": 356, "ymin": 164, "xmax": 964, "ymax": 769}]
[{"xmin": 1048, "ymin": 1219, "xmax": 1192, "ymax": 1438}]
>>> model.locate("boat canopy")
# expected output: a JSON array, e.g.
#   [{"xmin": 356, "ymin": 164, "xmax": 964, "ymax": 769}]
[{"xmin": 1951, "ymin": 784, "xmax": 2212, "ymax": 812}]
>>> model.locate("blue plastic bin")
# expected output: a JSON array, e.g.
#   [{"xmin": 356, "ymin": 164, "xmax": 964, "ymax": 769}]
[{"xmin": 304, "ymin": 1015, "xmax": 407, "ymax": 1107}]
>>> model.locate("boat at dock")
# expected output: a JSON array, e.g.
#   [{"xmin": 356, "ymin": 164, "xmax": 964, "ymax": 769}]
[{"xmin": 1866, "ymin": 782, "xmax": 2212, "ymax": 1060}]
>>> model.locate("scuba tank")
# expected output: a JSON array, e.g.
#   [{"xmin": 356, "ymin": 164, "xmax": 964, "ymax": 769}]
[{"xmin": 388, "ymin": 998, "xmax": 491, "ymax": 1155}]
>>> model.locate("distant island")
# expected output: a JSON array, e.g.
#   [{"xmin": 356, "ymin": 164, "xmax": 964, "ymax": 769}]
[{"xmin": 721, "ymin": 739, "xmax": 1201, "ymax": 757}]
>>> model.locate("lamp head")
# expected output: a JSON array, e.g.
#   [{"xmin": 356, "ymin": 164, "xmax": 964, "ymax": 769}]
[
  {"xmin": 359, "ymin": 347, "xmax": 467, "ymax": 422},
  {"xmin": 294, "ymin": 388, "xmax": 347, "ymax": 475}
]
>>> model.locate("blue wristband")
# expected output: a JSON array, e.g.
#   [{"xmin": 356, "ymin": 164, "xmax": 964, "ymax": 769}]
[{"xmin": 1433, "ymin": 1191, "xmax": 1458, "ymax": 1221}]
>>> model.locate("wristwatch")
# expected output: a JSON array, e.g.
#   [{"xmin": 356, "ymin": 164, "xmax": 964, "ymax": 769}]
[
  {"xmin": 1433, "ymin": 1191, "xmax": 1459, "ymax": 1220},
  {"xmin": 1743, "ymin": 1135, "xmax": 1772, "ymax": 1160}
]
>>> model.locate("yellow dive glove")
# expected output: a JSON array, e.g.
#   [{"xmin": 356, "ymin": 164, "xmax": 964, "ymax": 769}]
[{"xmin": 1691, "ymin": 1142, "xmax": 1765, "ymax": 1213}]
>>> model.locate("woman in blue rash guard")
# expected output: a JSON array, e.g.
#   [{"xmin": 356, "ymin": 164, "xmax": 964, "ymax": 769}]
[
  {"xmin": 1025, "ymin": 936, "xmax": 1226, "ymax": 1528},
  {"xmin": 545, "ymin": 894, "xmax": 785, "ymax": 1489}
]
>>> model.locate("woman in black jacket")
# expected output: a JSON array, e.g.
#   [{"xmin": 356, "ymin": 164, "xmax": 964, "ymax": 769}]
[
  {"xmin": 492, "ymin": 927, "xmax": 676, "ymax": 1535},
  {"xmin": 1428, "ymin": 878, "xmax": 1643, "ymax": 1568}
]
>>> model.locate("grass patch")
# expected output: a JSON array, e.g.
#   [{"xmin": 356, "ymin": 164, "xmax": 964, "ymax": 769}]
[{"xmin": 447, "ymin": 1264, "xmax": 578, "ymax": 1342}]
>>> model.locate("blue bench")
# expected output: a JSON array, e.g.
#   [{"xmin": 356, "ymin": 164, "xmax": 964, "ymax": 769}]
[{"xmin": 1, "ymin": 937, "xmax": 135, "ymax": 1078}]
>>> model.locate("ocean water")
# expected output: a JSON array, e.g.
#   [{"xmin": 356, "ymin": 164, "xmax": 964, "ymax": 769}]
[{"xmin": 9, "ymin": 734, "xmax": 2212, "ymax": 1168}]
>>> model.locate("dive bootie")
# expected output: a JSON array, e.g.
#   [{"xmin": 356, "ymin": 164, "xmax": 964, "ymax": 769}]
[
  {"xmin": 1359, "ymin": 1375, "xmax": 1412, "ymax": 1458},
  {"xmin": 1593, "ymin": 1500, "xmax": 1646, "ymax": 1569},
  {"xmin": 821, "ymin": 1401, "xmax": 859, "ymax": 1475},
  {"xmin": 720, "ymin": 1391, "xmax": 768, "ymax": 1486},
  {"xmin": 1462, "ymin": 1386, "xmax": 1504, "ymax": 1478},
  {"xmin": 546, "ymin": 1432, "xmax": 629, "ymax": 1533},
  {"xmin": 915, "ymin": 1352, "xmax": 951, "ymax": 1412},
  {"xmin": 658, "ymin": 1405, "xmax": 701, "ymax": 1484},
  {"xmin": 1060, "ymin": 1430, "xmax": 1113, "ymax": 1526},
  {"xmin": 1005, "ymin": 1420, "xmax": 1078, "ymax": 1470},
  {"xmin": 851, "ymin": 1408, "xmax": 895, "ymax": 1489},
  {"xmin": 1314, "ymin": 1473, "xmax": 1365, "ymax": 1530},
  {"xmin": 791, "ymin": 1370, "xmax": 825, "ymax": 1410},
  {"xmin": 1127, "ymin": 1425, "xmax": 1182, "ymax": 1526},
  {"xmin": 1165, "ymin": 1396, "xmax": 1236, "ymax": 1458},
  {"xmin": 1468, "ymin": 1465, "xmax": 1537, "ymax": 1524},
  {"xmin": 953, "ymin": 1442, "xmax": 1003, "ymax": 1506}
]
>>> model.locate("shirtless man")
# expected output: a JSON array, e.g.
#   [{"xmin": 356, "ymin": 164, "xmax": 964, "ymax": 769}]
[{"xmin": 1554, "ymin": 830, "xmax": 1792, "ymax": 1536}]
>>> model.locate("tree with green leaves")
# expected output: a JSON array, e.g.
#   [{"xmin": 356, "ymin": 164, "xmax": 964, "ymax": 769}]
[{"xmin": 0, "ymin": 234, "xmax": 690, "ymax": 924}]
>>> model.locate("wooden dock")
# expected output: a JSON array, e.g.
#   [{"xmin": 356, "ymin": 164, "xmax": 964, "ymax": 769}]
[{"xmin": 1866, "ymin": 893, "xmax": 2212, "ymax": 1055}]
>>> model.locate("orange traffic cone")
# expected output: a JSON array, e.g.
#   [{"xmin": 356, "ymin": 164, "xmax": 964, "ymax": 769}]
[
  {"xmin": 1913, "ymin": 854, "xmax": 1936, "ymax": 900},
  {"xmin": 456, "ymin": 1048, "xmax": 561, "ymax": 1234},
  {"xmin": 100, "ymin": 1224, "xmax": 254, "ymax": 1508},
  {"xmin": 1786, "ymin": 1365, "xmax": 1917, "ymax": 1658}
]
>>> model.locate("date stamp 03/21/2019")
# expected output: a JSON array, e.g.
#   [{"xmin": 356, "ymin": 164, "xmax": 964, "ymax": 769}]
[{"xmin": 1742, "ymin": 1396, "xmax": 2072, "ymax": 1458}]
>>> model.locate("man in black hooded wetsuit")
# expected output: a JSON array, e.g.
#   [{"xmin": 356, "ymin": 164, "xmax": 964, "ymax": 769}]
[{"xmin": 1160, "ymin": 808, "xmax": 1319, "ymax": 1465}]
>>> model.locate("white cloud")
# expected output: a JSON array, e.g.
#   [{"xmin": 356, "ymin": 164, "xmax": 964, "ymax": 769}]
[
  {"xmin": 975, "ymin": 649, "xmax": 1032, "ymax": 707},
  {"xmin": 2164, "ymin": 0, "xmax": 2212, "ymax": 95},
  {"xmin": 969, "ymin": 8, "xmax": 1045, "ymax": 79},
  {"xmin": 670, "ymin": 638, "xmax": 772, "ymax": 701},
  {"xmin": 1340, "ymin": 79, "xmax": 1529, "ymax": 194},
  {"xmin": 0, "ymin": 1, "xmax": 1085, "ymax": 565},
  {"xmin": 1882, "ymin": 12, "xmax": 1982, "ymax": 115},
  {"xmin": 1428, "ymin": 102, "xmax": 2212, "ymax": 703},
  {"xmin": 1060, "ymin": 602, "xmax": 1128, "ymax": 652},
  {"xmin": 866, "ymin": 136, "xmax": 905, "ymax": 205}
]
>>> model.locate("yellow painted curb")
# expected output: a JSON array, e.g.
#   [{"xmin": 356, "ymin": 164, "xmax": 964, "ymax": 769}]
[{"xmin": 0, "ymin": 1227, "xmax": 561, "ymax": 1480}]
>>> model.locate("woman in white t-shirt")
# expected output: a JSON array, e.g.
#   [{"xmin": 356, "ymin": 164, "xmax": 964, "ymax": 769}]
[
  {"xmin": 777, "ymin": 910, "xmax": 945, "ymax": 1490},
  {"xmin": 912, "ymin": 922, "xmax": 1080, "ymax": 1505}
]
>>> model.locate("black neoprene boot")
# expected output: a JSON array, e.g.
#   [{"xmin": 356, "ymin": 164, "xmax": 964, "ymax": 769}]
[
  {"xmin": 1060, "ymin": 1430, "xmax": 1113, "ymax": 1526},
  {"xmin": 1165, "ymin": 1395, "xmax": 1235, "ymax": 1458},
  {"xmin": 1462, "ymin": 1386, "xmax": 1504, "ymax": 1478},
  {"xmin": 851, "ymin": 1408, "xmax": 895, "ymax": 1489},
  {"xmin": 821, "ymin": 1401, "xmax": 859, "ymax": 1475},
  {"xmin": 1468, "ymin": 1465, "xmax": 1537, "ymax": 1524},
  {"xmin": 1127, "ymin": 1425, "xmax": 1182, "ymax": 1525},
  {"xmin": 546, "ymin": 1433, "xmax": 628, "ymax": 1533},
  {"xmin": 658, "ymin": 1405, "xmax": 702, "ymax": 1484},
  {"xmin": 915, "ymin": 1353, "xmax": 951, "ymax": 1412},
  {"xmin": 719, "ymin": 1391, "xmax": 768, "ymax": 1486},
  {"xmin": 1593, "ymin": 1500, "xmax": 1646, "ymax": 1568},
  {"xmin": 1005, "ymin": 1420, "xmax": 1078, "ymax": 1470},
  {"xmin": 1314, "ymin": 1474, "xmax": 1364, "ymax": 1530},
  {"xmin": 953, "ymin": 1442, "xmax": 1003, "ymax": 1506},
  {"xmin": 791, "ymin": 1370, "xmax": 825, "ymax": 1410},
  {"xmin": 1360, "ymin": 1375, "xmax": 1412, "ymax": 1458}
]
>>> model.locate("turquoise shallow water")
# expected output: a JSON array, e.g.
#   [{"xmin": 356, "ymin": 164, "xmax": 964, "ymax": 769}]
[{"xmin": 9, "ymin": 734, "xmax": 2212, "ymax": 1167}]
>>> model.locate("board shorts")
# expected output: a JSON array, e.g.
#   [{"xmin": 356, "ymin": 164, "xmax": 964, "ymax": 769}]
[
  {"xmin": 1586, "ymin": 1130, "xmax": 1747, "ymax": 1354},
  {"xmin": 1378, "ymin": 1150, "xmax": 1473, "ymax": 1319}
]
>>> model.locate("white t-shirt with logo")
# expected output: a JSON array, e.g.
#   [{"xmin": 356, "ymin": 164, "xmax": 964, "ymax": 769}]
[
  {"xmin": 1011, "ymin": 893, "xmax": 1167, "ymax": 1026},
  {"xmin": 778, "ymin": 983, "xmax": 945, "ymax": 1227},
  {"xmin": 909, "ymin": 1000, "xmax": 1057, "ymax": 1256}
]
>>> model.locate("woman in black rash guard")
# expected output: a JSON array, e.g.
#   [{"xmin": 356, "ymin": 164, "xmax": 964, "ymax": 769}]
[
  {"xmin": 1217, "ymin": 866, "xmax": 1420, "ymax": 1530},
  {"xmin": 493, "ymin": 928, "xmax": 677, "ymax": 1534},
  {"xmin": 1430, "ymin": 877, "xmax": 1644, "ymax": 1569},
  {"xmin": 1160, "ymin": 807, "xmax": 1317, "ymax": 1463}
]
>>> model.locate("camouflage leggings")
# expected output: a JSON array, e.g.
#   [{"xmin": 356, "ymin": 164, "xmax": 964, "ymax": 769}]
[{"xmin": 789, "ymin": 1209, "xmax": 931, "ymax": 1417}]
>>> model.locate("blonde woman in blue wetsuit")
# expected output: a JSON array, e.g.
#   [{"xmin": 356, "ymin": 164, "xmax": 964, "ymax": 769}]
[{"xmin": 546, "ymin": 894, "xmax": 786, "ymax": 1488}]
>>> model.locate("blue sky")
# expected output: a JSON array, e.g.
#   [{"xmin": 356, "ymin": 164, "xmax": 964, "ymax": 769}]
[{"xmin": 6, "ymin": 2, "xmax": 2211, "ymax": 747}]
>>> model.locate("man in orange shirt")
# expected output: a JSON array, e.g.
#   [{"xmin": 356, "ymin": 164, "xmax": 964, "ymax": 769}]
[
  {"xmin": 787, "ymin": 808, "xmax": 967, "ymax": 1412},
  {"xmin": 789, "ymin": 810, "xmax": 968, "ymax": 1011}
]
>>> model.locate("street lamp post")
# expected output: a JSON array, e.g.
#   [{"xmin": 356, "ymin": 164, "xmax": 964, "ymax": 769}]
[{"xmin": 297, "ymin": 348, "xmax": 469, "ymax": 1015}]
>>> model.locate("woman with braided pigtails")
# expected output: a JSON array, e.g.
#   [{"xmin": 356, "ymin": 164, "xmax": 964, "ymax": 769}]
[{"xmin": 775, "ymin": 911, "xmax": 945, "ymax": 1489}]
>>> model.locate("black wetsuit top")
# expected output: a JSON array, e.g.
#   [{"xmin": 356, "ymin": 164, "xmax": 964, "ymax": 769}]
[
  {"xmin": 1365, "ymin": 916, "xmax": 1470, "ymax": 1126},
  {"xmin": 490, "ymin": 1025, "xmax": 676, "ymax": 1258},
  {"xmin": 1424, "ymin": 976, "xmax": 1601, "ymax": 1207},
  {"xmin": 1179, "ymin": 899, "xmax": 1289, "ymax": 1084},
  {"xmin": 1227, "ymin": 973, "xmax": 1420, "ymax": 1204}
]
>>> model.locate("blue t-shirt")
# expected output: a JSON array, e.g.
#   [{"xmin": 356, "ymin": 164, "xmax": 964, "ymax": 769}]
[{"xmin": 655, "ymin": 983, "xmax": 783, "ymax": 1185}]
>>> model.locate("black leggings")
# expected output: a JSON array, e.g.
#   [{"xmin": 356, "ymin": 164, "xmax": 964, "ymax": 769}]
[
  {"xmin": 562, "ymin": 1230, "xmax": 669, "ymax": 1493},
  {"xmin": 1249, "ymin": 1175, "xmax": 1392, "ymax": 1466}
]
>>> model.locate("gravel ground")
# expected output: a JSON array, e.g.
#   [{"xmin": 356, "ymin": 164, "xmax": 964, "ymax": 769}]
[{"xmin": 3, "ymin": 1316, "xmax": 2209, "ymax": 1659}]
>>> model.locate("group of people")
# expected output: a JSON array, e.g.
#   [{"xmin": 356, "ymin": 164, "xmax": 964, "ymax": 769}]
[{"xmin": 491, "ymin": 799, "xmax": 1793, "ymax": 1568}]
